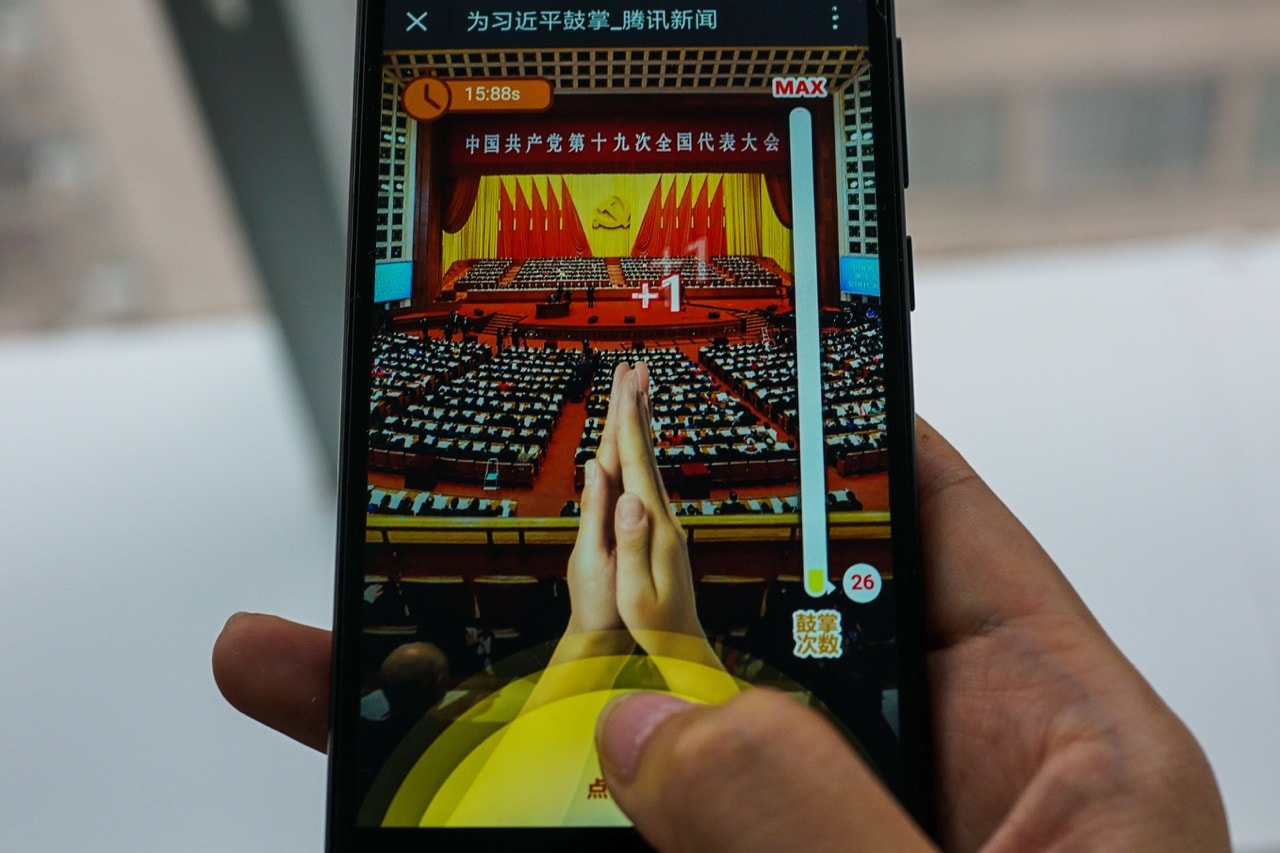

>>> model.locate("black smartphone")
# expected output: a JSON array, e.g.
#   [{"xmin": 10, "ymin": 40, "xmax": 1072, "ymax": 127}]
[{"xmin": 328, "ymin": 1, "xmax": 927, "ymax": 848}]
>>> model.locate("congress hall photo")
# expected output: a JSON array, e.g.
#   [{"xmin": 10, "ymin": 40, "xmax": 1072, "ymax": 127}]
[{"xmin": 357, "ymin": 46, "xmax": 899, "ymax": 778}]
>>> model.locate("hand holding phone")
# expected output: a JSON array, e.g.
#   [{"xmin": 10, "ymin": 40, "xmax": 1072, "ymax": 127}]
[{"xmin": 215, "ymin": 420, "xmax": 1230, "ymax": 851}]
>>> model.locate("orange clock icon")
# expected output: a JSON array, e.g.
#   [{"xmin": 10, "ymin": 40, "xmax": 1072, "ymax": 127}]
[{"xmin": 404, "ymin": 76, "xmax": 452, "ymax": 122}]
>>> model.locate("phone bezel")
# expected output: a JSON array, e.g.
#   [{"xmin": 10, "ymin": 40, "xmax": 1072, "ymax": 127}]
[{"xmin": 326, "ymin": 2, "xmax": 931, "ymax": 848}]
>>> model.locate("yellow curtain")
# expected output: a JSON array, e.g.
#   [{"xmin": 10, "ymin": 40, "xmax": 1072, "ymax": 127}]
[
  {"xmin": 440, "ymin": 171, "xmax": 791, "ymax": 269},
  {"xmin": 721, "ymin": 173, "xmax": 793, "ymax": 272},
  {"xmin": 441, "ymin": 176, "xmax": 501, "ymax": 270},
  {"xmin": 759, "ymin": 185, "xmax": 793, "ymax": 274},
  {"xmin": 722, "ymin": 173, "xmax": 762, "ymax": 257}
]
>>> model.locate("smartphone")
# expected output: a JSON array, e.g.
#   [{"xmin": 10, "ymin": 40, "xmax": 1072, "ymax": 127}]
[{"xmin": 328, "ymin": 1, "xmax": 927, "ymax": 847}]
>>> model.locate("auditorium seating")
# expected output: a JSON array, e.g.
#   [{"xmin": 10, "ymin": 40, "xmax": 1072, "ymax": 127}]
[
  {"xmin": 455, "ymin": 258, "xmax": 513, "ymax": 290},
  {"xmin": 369, "ymin": 344, "xmax": 581, "ymax": 486},
  {"xmin": 675, "ymin": 494, "xmax": 799, "ymax": 515},
  {"xmin": 620, "ymin": 256, "xmax": 721, "ymax": 288},
  {"xmin": 452, "ymin": 254, "xmax": 784, "ymax": 291},
  {"xmin": 700, "ymin": 340, "xmax": 798, "ymax": 432},
  {"xmin": 510, "ymin": 257, "xmax": 609, "ymax": 290},
  {"xmin": 558, "ymin": 493, "xmax": 809, "ymax": 518},
  {"xmin": 821, "ymin": 313, "xmax": 887, "ymax": 471},
  {"xmin": 712, "ymin": 255, "xmax": 781, "ymax": 288},
  {"xmin": 575, "ymin": 347, "xmax": 798, "ymax": 490},
  {"xmin": 701, "ymin": 306, "xmax": 889, "ymax": 473},
  {"xmin": 366, "ymin": 312, "xmax": 884, "ymax": 512},
  {"xmin": 366, "ymin": 484, "xmax": 517, "ymax": 517},
  {"xmin": 368, "ymin": 332, "xmax": 491, "ymax": 418},
  {"xmin": 619, "ymin": 255, "xmax": 780, "ymax": 289}
]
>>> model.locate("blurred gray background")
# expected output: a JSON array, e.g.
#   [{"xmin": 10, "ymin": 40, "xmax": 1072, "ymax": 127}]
[{"xmin": 1, "ymin": 0, "xmax": 1277, "ymax": 849}]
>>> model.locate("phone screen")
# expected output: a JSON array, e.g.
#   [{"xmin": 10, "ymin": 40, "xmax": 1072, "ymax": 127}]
[{"xmin": 332, "ymin": 0, "xmax": 926, "ymax": 843}]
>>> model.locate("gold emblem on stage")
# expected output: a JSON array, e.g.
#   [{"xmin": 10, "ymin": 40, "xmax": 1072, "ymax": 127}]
[{"xmin": 591, "ymin": 196, "xmax": 631, "ymax": 230}]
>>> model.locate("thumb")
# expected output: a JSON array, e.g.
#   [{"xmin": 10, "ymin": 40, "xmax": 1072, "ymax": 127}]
[{"xmin": 595, "ymin": 689, "xmax": 934, "ymax": 853}]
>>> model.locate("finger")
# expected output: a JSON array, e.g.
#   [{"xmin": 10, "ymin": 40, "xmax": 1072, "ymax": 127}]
[
  {"xmin": 595, "ymin": 363, "xmax": 629, "ymax": 489},
  {"xmin": 633, "ymin": 360, "xmax": 652, "ymax": 420},
  {"xmin": 596, "ymin": 690, "xmax": 934, "ymax": 853},
  {"xmin": 915, "ymin": 416, "xmax": 1101, "ymax": 647},
  {"xmin": 212, "ymin": 613, "xmax": 330, "ymax": 752},
  {"xmin": 572, "ymin": 459, "xmax": 612, "ymax": 558},
  {"xmin": 614, "ymin": 492, "xmax": 658, "ymax": 610},
  {"xmin": 616, "ymin": 368, "xmax": 670, "ymax": 510}
]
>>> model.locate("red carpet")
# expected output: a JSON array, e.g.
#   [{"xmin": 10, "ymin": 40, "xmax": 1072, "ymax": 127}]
[{"xmin": 460, "ymin": 295, "xmax": 786, "ymax": 342}]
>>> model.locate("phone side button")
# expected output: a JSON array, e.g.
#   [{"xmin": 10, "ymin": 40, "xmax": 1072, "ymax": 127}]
[{"xmin": 906, "ymin": 235, "xmax": 916, "ymax": 312}]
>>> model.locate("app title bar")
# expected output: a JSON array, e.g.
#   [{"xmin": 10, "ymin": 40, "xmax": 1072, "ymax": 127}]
[{"xmin": 384, "ymin": 0, "xmax": 867, "ymax": 50}]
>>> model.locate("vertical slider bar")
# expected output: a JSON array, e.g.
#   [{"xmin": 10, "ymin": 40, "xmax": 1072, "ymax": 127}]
[{"xmin": 788, "ymin": 107, "xmax": 831, "ymax": 599}]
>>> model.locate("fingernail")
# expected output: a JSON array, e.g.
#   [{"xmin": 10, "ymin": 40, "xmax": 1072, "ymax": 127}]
[
  {"xmin": 584, "ymin": 459, "xmax": 598, "ymax": 485},
  {"xmin": 223, "ymin": 611, "xmax": 252, "ymax": 629},
  {"xmin": 597, "ymin": 692, "xmax": 693, "ymax": 783},
  {"xmin": 617, "ymin": 493, "xmax": 645, "ymax": 528}
]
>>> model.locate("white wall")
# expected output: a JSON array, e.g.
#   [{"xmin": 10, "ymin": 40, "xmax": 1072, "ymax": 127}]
[{"xmin": 912, "ymin": 233, "xmax": 1280, "ymax": 851}]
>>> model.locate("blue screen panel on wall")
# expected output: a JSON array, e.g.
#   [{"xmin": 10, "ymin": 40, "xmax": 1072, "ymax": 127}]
[
  {"xmin": 839, "ymin": 255, "xmax": 881, "ymax": 298},
  {"xmin": 374, "ymin": 262, "xmax": 413, "ymax": 303}
]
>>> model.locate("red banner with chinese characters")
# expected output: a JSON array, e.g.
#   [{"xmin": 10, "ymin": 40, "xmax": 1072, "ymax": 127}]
[{"xmin": 444, "ymin": 115, "xmax": 790, "ymax": 173}]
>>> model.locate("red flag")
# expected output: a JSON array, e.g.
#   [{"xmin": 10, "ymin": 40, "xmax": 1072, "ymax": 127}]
[
  {"xmin": 632, "ymin": 180, "xmax": 664, "ymax": 257},
  {"xmin": 513, "ymin": 182, "xmax": 531, "ymax": 259},
  {"xmin": 660, "ymin": 179, "xmax": 678, "ymax": 256},
  {"xmin": 561, "ymin": 178, "xmax": 592, "ymax": 257},
  {"xmin": 674, "ymin": 177, "xmax": 695, "ymax": 256}
]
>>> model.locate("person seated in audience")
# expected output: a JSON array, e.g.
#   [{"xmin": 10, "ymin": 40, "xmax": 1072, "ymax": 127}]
[
  {"xmin": 559, "ymin": 500, "xmax": 579, "ymax": 518},
  {"xmin": 358, "ymin": 642, "xmax": 452, "ymax": 772},
  {"xmin": 825, "ymin": 490, "xmax": 864, "ymax": 512},
  {"xmin": 718, "ymin": 490, "xmax": 748, "ymax": 515}
]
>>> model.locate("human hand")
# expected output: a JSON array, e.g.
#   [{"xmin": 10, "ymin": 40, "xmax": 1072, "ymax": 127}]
[
  {"xmin": 541, "ymin": 359, "xmax": 719, "ymax": 689},
  {"xmin": 524, "ymin": 364, "xmax": 635, "ymax": 708},
  {"xmin": 561, "ymin": 363, "xmax": 629, "ymax": 637},
  {"xmin": 608, "ymin": 362, "xmax": 703, "ymax": 642},
  {"xmin": 590, "ymin": 418, "xmax": 1230, "ymax": 851},
  {"xmin": 212, "ymin": 612, "xmax": 330, "ymax": 753},
  {"xmin": 212, "ymin": 418, "xmax": 1230, "ymax": 851}
]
